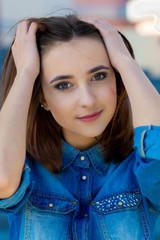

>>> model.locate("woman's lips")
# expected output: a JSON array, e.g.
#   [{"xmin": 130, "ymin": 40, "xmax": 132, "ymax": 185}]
[{"xmin": 77, "ymin": 110, "xmax": 103, "ymax": 122}]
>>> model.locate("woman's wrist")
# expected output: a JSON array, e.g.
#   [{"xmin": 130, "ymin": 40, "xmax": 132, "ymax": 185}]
[
  {"xmin": 116, "ymin": 56, "xmax": 137, "ymax": 74},
  {"xmin": 15, "ymin": 70, "xmax": 38, "ymax": 86}
]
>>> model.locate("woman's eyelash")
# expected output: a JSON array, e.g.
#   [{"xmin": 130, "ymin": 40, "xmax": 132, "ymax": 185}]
[
  {"xmin": 92, "ymin": 72, "xmax": 107, "ymax": 81},
  {"xmin": 54, "ymin": 72, "xmax": 108, "ymax": 91},
  {"xmin": 54, "ymin": 81, "xmax": 72, "ymax": 90}
]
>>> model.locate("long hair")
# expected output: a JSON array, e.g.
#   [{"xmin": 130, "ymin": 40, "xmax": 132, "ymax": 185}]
[{"xmin": 0, "ymin": 14, "xmax": 135, "ymax": 173}]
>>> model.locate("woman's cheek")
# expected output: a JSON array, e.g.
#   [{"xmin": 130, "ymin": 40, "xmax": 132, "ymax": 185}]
[{"xmin": 98, "ymin": 85, "xmax": 117, "ymax": 100}]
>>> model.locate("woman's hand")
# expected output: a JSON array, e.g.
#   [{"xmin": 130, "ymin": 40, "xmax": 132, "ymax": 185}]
[
  {"xmin": 83, "ymin": 18, "xmax": 133, "ymax": 71},
  {"xmin": 83, "ymin": 18, "xmax": 160, "ymax": 127},
  {"xmin": 12, "ymin": 20, "xmax": 40, "ymax": 81}
]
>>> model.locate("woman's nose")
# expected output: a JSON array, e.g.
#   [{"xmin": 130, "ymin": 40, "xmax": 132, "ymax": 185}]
[{"xmin": 78, "ymin": 86, "xmax": 96, "ymax": 108}]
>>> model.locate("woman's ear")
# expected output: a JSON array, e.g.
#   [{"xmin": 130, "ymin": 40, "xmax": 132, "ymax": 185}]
[
  {"xmin": 41, "ymin": 102, "xmax": 50, "ymax": 111},
  {"xmin": 39, "ymin": 95, "xmax": 50, "ymax": 111}
]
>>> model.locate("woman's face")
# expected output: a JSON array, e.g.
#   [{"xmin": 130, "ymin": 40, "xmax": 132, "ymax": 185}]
[{"xmin": 41, "ymin": 38, "xmax": 117, "ymax": 150}]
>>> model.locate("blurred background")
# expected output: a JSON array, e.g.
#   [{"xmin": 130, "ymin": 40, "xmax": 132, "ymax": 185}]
[{"xmin": 0, "ymin": 0, "xmax": 160, "ymax": 239}]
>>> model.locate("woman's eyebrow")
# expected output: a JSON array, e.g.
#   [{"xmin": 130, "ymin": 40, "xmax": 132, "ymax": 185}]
[
  {"xmin": 87, "ymin": 65, "xmax": 109, "ymax": 74},
  {"xmin": 50, "ymin": 65, "xmax": 109, "ymax": 84}
]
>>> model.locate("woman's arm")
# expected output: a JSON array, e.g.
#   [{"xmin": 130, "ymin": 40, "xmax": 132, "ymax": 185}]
[
  {"xmin": 83, "ymin": 18, "xmax": 160, "ymax": 127},
  {"xmin": 0, "ymin": 21, "xmax": 40, "ymax": 198},
  {"xmin": 118, "ymin": 58, "xmax": 160, "ymax": 127}
]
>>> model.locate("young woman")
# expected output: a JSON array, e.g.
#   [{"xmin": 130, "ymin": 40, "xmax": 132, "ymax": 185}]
[{"xmin": 0, "ymin": 14, "xmax": 160, "ymax": 240}]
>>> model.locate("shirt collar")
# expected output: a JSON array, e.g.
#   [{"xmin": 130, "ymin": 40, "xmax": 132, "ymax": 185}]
[{"xmin": 62, "ymin": 139, "xmax": 109, "ymax": 175}]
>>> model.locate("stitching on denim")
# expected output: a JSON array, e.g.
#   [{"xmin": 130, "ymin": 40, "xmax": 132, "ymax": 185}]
[
  {"xmin": 141, "ymin": 203, "xmax": 150, "ymax": 240},
  {"xmin": 101, "ymin": 214, "xmax": 109, "ymax": 240},
  {"xmin": 66, "ymin": 212, "xmax": 73, "ymax": 240},
  {"xmin": 89, "ymin": 150, "xmax": 96, "ymax": 165},
  {"xmin": 78, "ymin": 167, "xmax": 81, "ymax": 202},
  {"xmin": 140, "ymin": 130, "xmax": 147, "ymax": 157},
  {"xmin": 24, "ymin": 202, "xmax": 27, "ymax": 240},
  {"xmin": 25, "ymin": 201, "xmax": 30, "ymax": 240},
  {"xmin": 86, "ymin": 216, "xmax": 89, "ymax": 240},
  {"xmin": 139, "ymin": 203, "xmax": 150, "ymax": 240},
  {"xmin": 149, "ymin": 208, "xmax": 160, "ymax": 214},
  {"xmin": 87, "ymin": 168, "xmax": 90, "ymax": 203},
  {"xmin": 84, "ymin": 217, "xmax": 88, "ymax": 240},
  {"xmin": 64, "ymin": 150, "xmax": 78, "ymax": 169},
  {"xmin": 66, "ymin": 215, "xmax": 69, "ymax": 240},
  {"xmin": 29, "ymin": 198, "xmax": 76, "ymax": 212},
  {"xmin": 97, "ymin": 213, "xmax": 108, "ymax": 240},
  {"xmin": 31, "ymin": 192, "xmax": 77, "ymax": 204},
  {"xmin": 139, "ymin": 204, "xmax": 147, "ymax": 240},
  {"xmin": 75, "ymin": 219, "xmax": 79, "ymax": 240},
  {"xmin": 62, "ymin": 149, "xmax": 78, "ymax": 169},
  {"xmin": 30, "ymin": 192, "xmax": 76, "ymax": 204},
  {"xmin": 89, "ymin": 149, "xmax": 103, "ymax": 175}
]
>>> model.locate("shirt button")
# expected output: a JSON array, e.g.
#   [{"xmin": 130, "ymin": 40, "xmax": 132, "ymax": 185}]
[
  {"xmin": 80, "ymin": 156, "xmax": 85, "ymax": 161},
  {"xmin": 48, "ymin": 203, "xmax": 54, "ymax": 208},
  {"xmin": 82, "ymin": 175, "xmax": 87, "ymax": 180}
]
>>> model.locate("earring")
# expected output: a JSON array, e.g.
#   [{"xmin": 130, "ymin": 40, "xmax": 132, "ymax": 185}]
[{"xmin": 40, "ymin": 103, "xmax": 50, "ymax": 111}]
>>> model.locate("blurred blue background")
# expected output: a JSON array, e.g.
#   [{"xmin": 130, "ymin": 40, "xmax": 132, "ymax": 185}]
[{"xmin": 0, "ymin": 0, "xmax": 160, "ymax": 239}]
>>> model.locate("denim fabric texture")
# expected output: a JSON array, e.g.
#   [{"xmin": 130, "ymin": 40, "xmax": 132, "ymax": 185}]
[{"xmin": 0, "ymin": 125, "xmax": 160, "ymax": 240}]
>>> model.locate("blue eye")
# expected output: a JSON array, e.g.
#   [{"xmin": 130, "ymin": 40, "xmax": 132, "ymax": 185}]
[
  {"xmin": 92, "ymin": 72, "xmax": 107, "ymax": 81},
  {"xmin": 54, "ymin": 81, "xmax": 72, "ymax": 90}
]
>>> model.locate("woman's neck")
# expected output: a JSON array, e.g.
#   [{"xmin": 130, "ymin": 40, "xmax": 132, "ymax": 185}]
[{"xmin": 62, "ymin": 131, "xmax": 100, "ymax": 151}]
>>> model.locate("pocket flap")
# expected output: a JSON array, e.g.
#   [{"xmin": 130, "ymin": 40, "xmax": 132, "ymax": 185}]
[
  {"xmin": 28, "ymin": 191, "xmax": 77, "ymax": 214},
  {"xmin": 92, "ymin": 191, "xmax": 141, "ymax": 214}
]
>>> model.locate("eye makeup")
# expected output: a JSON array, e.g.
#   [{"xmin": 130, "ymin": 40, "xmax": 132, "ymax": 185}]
[
  {"xmin": 50, "ymin": 65, "xmax": 109, "ymax": 84},
  {"xmin": 53, "ymin": 71, "xmax": 108, "ymax": 91}
]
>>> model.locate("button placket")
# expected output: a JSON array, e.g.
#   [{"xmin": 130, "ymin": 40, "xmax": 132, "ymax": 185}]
[
  {"xmin": 79, "ymin": 168, "xmax": 90, "ymax": 205},
  {"xmin": 72, "ymin": 168, "xmax": 90, "ymax": 239},
  {"xmin": 74, "ymin": 153, "xmax": 90, "ymax": 168}
]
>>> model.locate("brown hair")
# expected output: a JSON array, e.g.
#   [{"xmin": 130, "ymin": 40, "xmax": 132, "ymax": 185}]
[{"xmin": 0, "ymin": 14, "xmax": 134, "ymax": 173}]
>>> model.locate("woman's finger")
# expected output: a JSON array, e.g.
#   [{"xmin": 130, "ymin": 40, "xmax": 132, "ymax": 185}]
[
  {"xmin": 83, "ymin": 18, "xmax": 119, "ymax": 37},
  {"xmin": 82, "ymin": 18, "xmax": 111, "ymax": 29},
  {"xmin": 82, "ymin": 17, "xmax": 132, "ymax": 70},
  {"xmin": 28, "ymin": 22, "xmax": 39, "ymax": 37},
  {"xmin": 15, "ymin": 20, "xmax": 30, "ymax": 38}
]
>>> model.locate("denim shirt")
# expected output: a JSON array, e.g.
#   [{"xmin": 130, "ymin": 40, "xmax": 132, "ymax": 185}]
[{"xmin": 0, "ymin": 125, "xmax": 160, "ymax": 240}]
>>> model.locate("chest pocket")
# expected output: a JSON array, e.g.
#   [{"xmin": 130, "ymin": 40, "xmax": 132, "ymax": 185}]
[
  {"xmin": 28, "ymin": 191, "xmax": 77, "ymax": 214},
  {"xmin": 92, "ymin": 190, "xmax": 141, "ymax": 214}
]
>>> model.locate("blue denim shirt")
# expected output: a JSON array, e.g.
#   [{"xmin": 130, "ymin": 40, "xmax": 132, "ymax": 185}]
[{"xmin": 0, "ymin": 125, "xmax": 160, "ymax": 240}]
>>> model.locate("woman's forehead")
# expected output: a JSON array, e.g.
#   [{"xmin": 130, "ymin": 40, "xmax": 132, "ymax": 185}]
[{"xmin": 41, "ymin": 38, "xmax": 111, "ymax": 72}]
